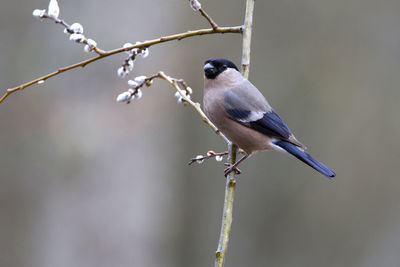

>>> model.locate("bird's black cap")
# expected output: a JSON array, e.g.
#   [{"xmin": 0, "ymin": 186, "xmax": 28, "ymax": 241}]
[{"xmin": 204, "ymin": 58, "xmax": 239, "ymax": 79}]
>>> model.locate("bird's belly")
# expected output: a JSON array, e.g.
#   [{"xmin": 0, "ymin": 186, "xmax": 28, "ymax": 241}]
[
  {"xmin": 220, "ymin": 119, "xmax": 273, "ymax": 154},
  {"xmin": 206, "ymin": 109, "xmax": 271, "ymax": 154}
]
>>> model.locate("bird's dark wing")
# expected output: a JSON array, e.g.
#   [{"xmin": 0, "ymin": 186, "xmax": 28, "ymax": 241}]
[
  {"xmin": 247, "ymin": 110, "xmax": 292, "ymax": 139},
  {"xmin": 224, "ymin": 88, "xmax": 292, "ymax": 140}
]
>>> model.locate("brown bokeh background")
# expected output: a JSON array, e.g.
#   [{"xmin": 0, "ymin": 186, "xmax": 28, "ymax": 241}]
[{"xmin": 1, "ymin": 0, "xmax": 400, "ymax": 266}]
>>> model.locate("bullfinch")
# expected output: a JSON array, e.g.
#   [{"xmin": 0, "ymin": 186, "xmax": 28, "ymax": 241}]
[{"xmin": 203, "ymin": 58, "xmax": 336, "ymax": 179}]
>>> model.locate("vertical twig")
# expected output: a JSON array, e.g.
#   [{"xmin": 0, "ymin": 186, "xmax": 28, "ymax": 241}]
[
  {"xmin": 215, "ymin": 143, "xmax": 238, "ymax": 267},
  {"xmin": 241, "ymin": 0, "xmax": 255, "ymax": 79},
  {"xmin": 214, "ymin": 1, "xmax": 255, "ymax": 267}
]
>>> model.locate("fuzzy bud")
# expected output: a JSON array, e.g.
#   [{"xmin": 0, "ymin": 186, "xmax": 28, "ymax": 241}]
[
  {"xmin": 195, "ymin": 155, "xmax": 204, "ymax": 164},
  {"xmin": 123, "ymin": 43, "xmax": 133, "ymax": 49},
  {"xmin": 190, "ymin": 0, "xmax": 202, "ymax": 11},
  {"xmin": 117, "ymin": 67, "xmax": 128, "ymax": 78},
  {"xmin": 123, "ymin": 43, "xmax": 133, "ymax": 54},
  {"xmin": 135, "ymin": 89, "xmax": 143, "ymax": 99},
  {"xmin": 140, "ymin": 48, "xmax": 149, "ymax": 58},
  {"xmin": 70, "ymin": 23, "xmax": 84, "ymax": 34},
  {"xmin": 48, "ymin": 0, "xmax": 60, "ymax": 18},
  {"xmin": 127, "ymin": 60, "xmax": 134, "ymax": 71},
  {"xmin": 33, "ymin": 9, "xmax": 46, "ymax": 19},
  {"xmin": 87, "ymin": 39, "xmax": 96, "ymax": 47},
  {"xmin": 83, "ymin": 39, "xmax": 97, "ymax": 52},
  {"xmin": 134, "ymin": 76, "xmax": 146, "ymax": 84},
  {"xmin": 177, "ymin": 97, "xmax": 184, "ymax": 105},
  {"xmin": 215, "ymin": 155, "xmax": 224, "ymax": 162},
  {"xmin": 69, "ymin": 33, "xmax": 85, "ymax": 43},
  {"xmin": 128, "ymin": 80, "xmax": 139, "ymax": 88},
  {"xmin": 116, "ymin": 91, "xmax": 131, "ymax": 102},
  {"xmin": 174, "ymin": 91, "xmax": 181, "ymax": 99},
  {"xmin": 174, "ymin": 91, "xmax": 186, "ymax": 105}
]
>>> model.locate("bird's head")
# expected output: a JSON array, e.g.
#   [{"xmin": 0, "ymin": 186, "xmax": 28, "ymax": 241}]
[{"xmin": 203, "ymin": 58, "xmax": 239, "ymax": 80}]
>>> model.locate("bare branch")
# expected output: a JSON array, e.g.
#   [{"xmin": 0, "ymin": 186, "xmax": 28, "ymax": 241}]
[
  {"xmin": 241, "ymin": 0, "xmax": 255, "ymax": 79},
  {"xmin": 188, "ymin": 149, "xmax": 246, "ymax": 165},
  {"xmin": 199, "ymin": 8, "xmax": 219, "ymax": 30},
  {"xmin": 114, "ymin": 71, "xmax": 229, "ymax": 143},
  {"xmin": 0, "ymin": 26, "xmax": 242, "ymax": 104},
  {"xmin": 189, "ymin": 0, "xmax": 218, "ymax": 29},
  {"xmin": 34, "ymin": 11, "xmax": 105, "ymax": 55},
  {"xmin": 215, "ymin": 0, "xmax": 255, "ymax": 266},
  {"xmin": 157, "ymin": 71, "xmax": 230, "ymax": 144},
  {"xmin": 189, "ymin": 151, "xmax": 229, "ymax": 165}
]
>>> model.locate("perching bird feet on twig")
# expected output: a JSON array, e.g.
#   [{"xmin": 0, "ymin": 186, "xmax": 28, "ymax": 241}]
[{"xmin": 224, "ymin": 163, "xmax": 241, "ymax": 176}]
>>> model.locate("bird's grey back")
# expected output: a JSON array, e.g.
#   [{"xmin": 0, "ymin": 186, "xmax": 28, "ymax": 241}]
[{"xmin": 224, "ymin": 79, "xmax": 272, "ymax": 113}]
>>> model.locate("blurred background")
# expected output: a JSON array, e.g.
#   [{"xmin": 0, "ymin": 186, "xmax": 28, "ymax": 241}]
[{"xmin": 1, "ymin": 0, "xmax": 400, "ymax": 266}]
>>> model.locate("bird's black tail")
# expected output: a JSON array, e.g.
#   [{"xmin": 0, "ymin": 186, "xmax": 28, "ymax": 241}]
[{"xmin": 273, "ymin": 140, "xmax": 336, "ymax": 179}]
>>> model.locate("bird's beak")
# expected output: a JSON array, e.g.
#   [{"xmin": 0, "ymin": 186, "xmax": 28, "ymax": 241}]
[
  {"xmin": 203, "ymin": 63, "xmax": 214, "ymax": 72},
  {"xmin": 204, "ymin": 63, "xmax": 216, "ymax": 78}
]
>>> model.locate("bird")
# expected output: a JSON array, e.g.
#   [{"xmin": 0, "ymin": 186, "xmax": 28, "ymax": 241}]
[{"xmin": 202, "ymin": 58, "xmax": 336, "ymax": 179}]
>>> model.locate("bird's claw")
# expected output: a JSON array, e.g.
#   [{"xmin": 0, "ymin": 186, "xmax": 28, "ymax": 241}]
[{"xmin": 224, "ymin": 163, "xmax": 241, "ymax": 177}]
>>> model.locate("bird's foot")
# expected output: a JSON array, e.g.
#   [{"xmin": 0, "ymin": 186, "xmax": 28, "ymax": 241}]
[{"xmin": 224, "ymin": 163, "xmax": 241, "ymax": 177}]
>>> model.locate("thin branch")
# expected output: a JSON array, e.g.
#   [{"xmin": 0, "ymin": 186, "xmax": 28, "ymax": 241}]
[
  {"xmin": 241, "ymin": 0, "xmax": 255, "ymax": 79},
  {"xmin": 215, "ymin": 142, "xmax": 237, "ymax": 267},
  {"xmin": 115, "ymin": 70, "xmax": 231, "ymax": 162},
  {"xmin": 115, "ymin": 70, "xmax": 229, "ymax": 143},
  {"xmin": 0, "ymin": 26, "xmax": 242, "ymax": 104},
  {"xmin": 37, "ymin": 12, "xmax": 106, "ymax": 55},
  {"xmin": 215, "ymin": 0, "xmax": 255, "ymax": 267},
  {"xmin": 157, "ymin": 71, "xmax": 229, "ymax": 144},
  {"xmin": 188, "ymin": 149, "xmax": 246, "ymax": 165},
  {"xmin": 189, "ymin": 151, "xmax": 229, "ymax": 165},
  {"xmin": 199, "ymin": 8, "xmax": 219, "ymax": 30}
]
